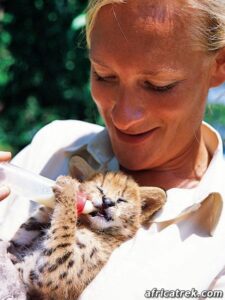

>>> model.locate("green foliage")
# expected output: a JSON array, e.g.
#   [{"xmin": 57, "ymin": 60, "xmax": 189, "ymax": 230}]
[
  {"xmin": 0, "ymin": 12, "xmax": 14, "ymax": 87},
  {"xmin": 204, "ymin": 103, "xmax": 225, "ymax": 150},
  {"xmin": 0, "ymin": 0, "xmax": 102, "ymax": 154},
  {"xmin": 205, "ymin": 104, "xmax": 225, "ymax": 126}
]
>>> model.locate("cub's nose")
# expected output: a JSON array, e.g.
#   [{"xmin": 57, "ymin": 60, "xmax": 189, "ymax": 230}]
[{"xmin": 102, "ymin": 197, "xmax": 115, "ymax": 209}]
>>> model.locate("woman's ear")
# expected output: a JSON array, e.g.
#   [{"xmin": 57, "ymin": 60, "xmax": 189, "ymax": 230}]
[
  {"xmin": 139, "ymin": 186, "xmax": 166, "ymax": 225},
  {"xmin": 210, "ymin": 47, "xmax": 225, "ymax": 88}
]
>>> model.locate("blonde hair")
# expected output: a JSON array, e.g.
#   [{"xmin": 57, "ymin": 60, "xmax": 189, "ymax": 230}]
[{"xmin": 85, "ymin": 0, "xmax": 225, "ymax": 52}]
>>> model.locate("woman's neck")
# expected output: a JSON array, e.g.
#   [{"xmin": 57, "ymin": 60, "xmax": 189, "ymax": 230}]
[{"xmin": 120, "ymin": 134, "xmax": 211, "ymax": 190}]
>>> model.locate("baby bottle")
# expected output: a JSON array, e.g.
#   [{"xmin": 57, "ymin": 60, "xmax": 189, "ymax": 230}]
[{"xmin": 0, "ymin": 162, "xmax": 94, "ymax": 215}]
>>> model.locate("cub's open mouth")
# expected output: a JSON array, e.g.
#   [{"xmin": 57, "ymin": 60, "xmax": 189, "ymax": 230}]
[{"xmin": 89, "ymin": 209, "xmax": 113, "ymax": 222}]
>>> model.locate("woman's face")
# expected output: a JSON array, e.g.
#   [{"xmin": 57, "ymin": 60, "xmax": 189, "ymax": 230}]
[{"xmin": 89, "ymin": 1, "xmax": 216, "ymax": 171}]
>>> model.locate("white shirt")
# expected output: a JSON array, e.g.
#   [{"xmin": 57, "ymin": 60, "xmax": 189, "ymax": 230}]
[{"xmin": 1, "ymin": 120, "xmax": 225, "ymax": 300}]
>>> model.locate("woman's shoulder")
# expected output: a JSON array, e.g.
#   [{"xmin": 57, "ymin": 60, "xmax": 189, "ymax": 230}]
[
  {"xmin": 12, "ymin": 120, "xmax": 104, "ymax": 172},
  {"xmin": 33, "ymin": 120, "xmax": 104, "ymax": 141},
  {"xmin": 29, "ymin": 120, "xmax": 104, "ymax": 149}
]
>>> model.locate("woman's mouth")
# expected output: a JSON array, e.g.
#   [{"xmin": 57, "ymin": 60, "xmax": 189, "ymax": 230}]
[{"xmin": 114, "ymin": 127, "xmax": 159, "ymax": 144}]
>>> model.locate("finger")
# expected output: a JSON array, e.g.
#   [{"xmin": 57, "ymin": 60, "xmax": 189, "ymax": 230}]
[
  {"xmin": 0, "ymin": 186, "xmax": 10, "ymax": 201},
  {"xmin": 0, "ymin": 151, "xmax": 12, "ymax": 161}
]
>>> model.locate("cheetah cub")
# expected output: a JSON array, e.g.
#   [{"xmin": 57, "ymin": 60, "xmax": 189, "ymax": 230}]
[{"xmin": 9, "ymin": 172, "xmax": 166, "ymax": 300}]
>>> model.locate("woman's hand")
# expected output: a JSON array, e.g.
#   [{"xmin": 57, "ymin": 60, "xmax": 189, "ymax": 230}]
[{"xmin": 0, "ymin": 151, "xmax": 11, "ymax": 201}]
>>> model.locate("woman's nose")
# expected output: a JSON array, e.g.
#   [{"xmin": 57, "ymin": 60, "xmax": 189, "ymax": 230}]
[{"xmin": 111, "ymin": 87, "xmax": 146, "ymax": 132}]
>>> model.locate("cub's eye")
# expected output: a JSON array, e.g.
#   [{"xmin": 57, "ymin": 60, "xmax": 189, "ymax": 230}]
[
  {"xmin": 117, "ymin": 198, "xmax": 128, "ymax": 203},
  {"xmin": 97, "ymin": 187, "xmax": 103, "ymax": 194}
]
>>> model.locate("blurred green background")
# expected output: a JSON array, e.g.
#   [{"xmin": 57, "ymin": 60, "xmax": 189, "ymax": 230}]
[{"xmin": 0, "ymin": 0, "xmax": 225, "ymax": 155}]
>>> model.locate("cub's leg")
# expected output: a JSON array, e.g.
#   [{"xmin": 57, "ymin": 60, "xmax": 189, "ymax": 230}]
[
  {"xmin": 16, "ymin": 176, "xmax": 80, "ymax": 299},
  {"xmin": 8, "ymin": 205, "xmax": 52, "ymax": 262}
]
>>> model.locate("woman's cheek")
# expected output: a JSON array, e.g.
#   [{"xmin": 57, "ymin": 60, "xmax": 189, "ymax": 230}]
[{"xmin": 91, "ymin": 81, "xmax": 115, "ymax": 111}]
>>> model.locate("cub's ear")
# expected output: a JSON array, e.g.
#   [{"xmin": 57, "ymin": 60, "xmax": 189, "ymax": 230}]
[
  {"xmin": 69, "ymin": 156, "xmax": 96, "ymax": 181},
  {"xmin": 139, "ymin": 187, "xmax": 166, "ymax": 225}
]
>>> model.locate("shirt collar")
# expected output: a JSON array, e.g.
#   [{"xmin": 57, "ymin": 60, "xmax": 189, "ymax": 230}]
[
  {"xmin": 150, "ymin": 122, "xmax": 225, "ymax": 235},
  {"xmin": 87, "ymin": 128, "xmax": 119, "ymax": 171}
]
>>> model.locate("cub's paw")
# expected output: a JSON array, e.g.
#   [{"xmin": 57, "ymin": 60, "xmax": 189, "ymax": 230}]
[{"xmin": 53, "ymin": 176, "xmax": 79, "ymax": 207}]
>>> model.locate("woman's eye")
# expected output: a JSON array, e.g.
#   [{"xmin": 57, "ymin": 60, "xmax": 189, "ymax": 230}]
[
  {"xmin": 143, "ymin": 81, "xmax": 176, "ymax": 93},
  {"xmin": 117, "ymin": 198, "xmax": 128, "ymax": 203},
  {"xmin": 93, "ymin": 71, "xmax": 117, "ymax": 82}
]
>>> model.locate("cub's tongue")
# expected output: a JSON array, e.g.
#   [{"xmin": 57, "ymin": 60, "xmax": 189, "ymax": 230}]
[{"xmin": 77, "ymin": 191, "xmax": 87, "ymax": 215}]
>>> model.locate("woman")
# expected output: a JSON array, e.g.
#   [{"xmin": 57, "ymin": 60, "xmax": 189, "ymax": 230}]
[{"xmin": 1, "ymin": 0, "xmax": 225, "ymax": 298}]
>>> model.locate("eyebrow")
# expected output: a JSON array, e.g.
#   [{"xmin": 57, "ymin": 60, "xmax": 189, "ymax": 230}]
[
  {"xmin": 141, "ymin": 69, "xmax": 184, "ymax": 78},
  {"xmin": 90, "ymin": 56, "xmax": 184, "ymax": 78},
  {"xmin": 89, "ymin": 57, "xmax": 111, "ymax": 69}
]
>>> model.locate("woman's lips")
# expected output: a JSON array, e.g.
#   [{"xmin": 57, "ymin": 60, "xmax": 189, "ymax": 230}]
[{"xmin": 114, "ymin": 127, "xmax": 159, "ymax": 144}]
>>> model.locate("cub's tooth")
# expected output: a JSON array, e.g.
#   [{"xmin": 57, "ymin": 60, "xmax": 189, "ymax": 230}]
[{"xmin": 82, "ymin": 200, "xmax": 96, "ymax": 214}]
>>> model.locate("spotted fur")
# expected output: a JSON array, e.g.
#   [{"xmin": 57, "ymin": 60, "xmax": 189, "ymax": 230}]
[{"xmin": 8, "ymin": 172, "xmax": 166, "ymax": 300}]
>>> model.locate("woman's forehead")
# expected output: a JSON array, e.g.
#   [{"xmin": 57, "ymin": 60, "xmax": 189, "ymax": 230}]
[
  {"xmin": 91, "ymin": 1, "xmax": 190, "ymax": 47},
  {"xmin": 98, "ymin": 1, "xmax": 188, "ymax": 32},
  {"xmin": 90, "ymin": 2, "xmax": 192, "ymax": 61},
  {"xmin": 126, "ymin": 0, "xmax": 183, "ymax": 23}
]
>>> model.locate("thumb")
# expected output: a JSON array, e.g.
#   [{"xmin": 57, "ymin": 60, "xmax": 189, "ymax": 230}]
[{"xmin": 0, "ymin": 186, "xmax": 10, "ymax": 201}]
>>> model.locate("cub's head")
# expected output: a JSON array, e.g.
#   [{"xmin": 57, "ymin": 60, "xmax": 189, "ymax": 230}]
[{"xmin": 79, "ymin": 172, "xmax": 166, "ymax": 238}]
